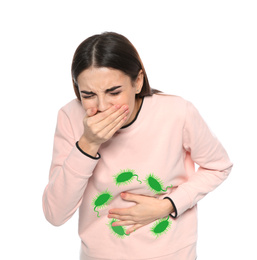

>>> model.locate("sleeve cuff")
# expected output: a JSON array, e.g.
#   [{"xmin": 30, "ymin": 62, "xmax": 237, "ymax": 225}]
[
  {"xmin": 76, "ymin": 141, "xmax": 101, "ymax": 160},
  {"xmin": 64, "ymin": 144, "xmax": 99, "ymax": 176},
  {"xmin": 164, "ymin": 197, "xmax": 178, "ymax": 219}
]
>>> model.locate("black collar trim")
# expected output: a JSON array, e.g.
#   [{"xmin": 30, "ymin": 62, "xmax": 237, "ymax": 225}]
[{"xmin": 121, "ymin": 97, "xmax": 144, "ymax": 129}]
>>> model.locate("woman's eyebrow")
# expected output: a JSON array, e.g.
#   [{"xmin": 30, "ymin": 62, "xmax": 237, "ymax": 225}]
[
  {"xmin": 80, "ymin": 86, "xmax": 122, "ymax": 95},
  {"xmin": 105, "ymin": 86, "xmax": 122, "ymax": 93},
  {"xmin": 81, "ymin": 90, "xmax": 94, "ymax": 95}
]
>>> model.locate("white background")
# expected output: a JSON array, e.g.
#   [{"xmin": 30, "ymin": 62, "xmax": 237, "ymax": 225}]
[{"xmin": 1, "ymin": 0, "xmax": 256, "ymax": 259}]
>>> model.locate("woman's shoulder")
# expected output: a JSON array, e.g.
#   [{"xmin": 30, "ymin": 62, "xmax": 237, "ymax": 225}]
[
  {"xmin": 59, "ymin": 98, "xmax": 86, "ymax": 119},
  {"xmin": 153, "ymin": 92, "xmax": 186, "ymax": 102},
  {"xmin": 143, "ymin": 93, "xmax": 189, "ymax": 122},
  {"xmin": 151, "ymin": 93, "xmax": 188, "ymax": 111}
]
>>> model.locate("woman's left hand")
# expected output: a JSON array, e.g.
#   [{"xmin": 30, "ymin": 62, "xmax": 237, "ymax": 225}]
[{"xmin": 108, "ymin": 192, "xmax": 174, "ymax": 235}]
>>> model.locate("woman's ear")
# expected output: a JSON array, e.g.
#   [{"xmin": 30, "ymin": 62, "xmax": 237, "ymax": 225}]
[{"xmin": 135, "ymin": 70, "xmax": 144, "ymax": 93}]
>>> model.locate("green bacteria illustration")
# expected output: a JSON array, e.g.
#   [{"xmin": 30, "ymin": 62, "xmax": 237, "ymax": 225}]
[
  {"xmin": 92, "ymin": 189, "xmax": 113, "ymax": 217},
  {"xmin": 113, "ymin": 169, "xmax": 142, "ymax": 186},
  {"xmin": 144, "ymin": 173, "xmax": 173, "ymax": 194},
  {"xmin": 151, "ymin": 216, "xmax": 172, "ymax": 238},
  {"xmin": 94, "ymin": 170, "xmax": 173, "ymax": 238},
  {"xmin": 108, "ymin": 219, "xmax": 130, "ymax": 239}
]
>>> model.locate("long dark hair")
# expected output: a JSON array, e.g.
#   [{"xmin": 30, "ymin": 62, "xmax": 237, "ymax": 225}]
[{"xmin": 71, "ymin": 32, "xmax": 160, "ymax": 101}]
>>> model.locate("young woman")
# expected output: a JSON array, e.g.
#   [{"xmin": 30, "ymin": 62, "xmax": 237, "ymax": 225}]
[{"xmin": 43, "ymin": 32, "xmax": 233, "ymax": 260}]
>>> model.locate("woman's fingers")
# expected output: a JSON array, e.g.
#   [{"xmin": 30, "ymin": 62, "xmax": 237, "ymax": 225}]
[
  {"xmin": 111, "ymin": 220, "xmax": 144, "ymax": 235},
  {"xmin": 108, "ymin": 207, "xmax": 132, "ymax": 219},
  {"xmin": 83, "ymin": 104, "xmax": 129, "ymax": 145},
  {"xmin": 97, "ymin": 109, "xmax": 129, "ymax": 139},
  {"xmin": 108, "ymin": 212, "xmax": 131, "ymax": 221},
  {"xmin": 93, "ymin": 105, "xmax": 129, "ymax": 130},
  {"xmin": 86, "ymin": 104, "xmax": 127, "ymax": 124},
  {"xmin": 87, "ymin": 105, "xmax": 128, "ymax": 131},
  {"xmin": 125, "ymin": 224, "xmax": 143, "ymax": 235},
  {"xmin": 120, "ymin": 192, "xmax": 143, "ymax": 203},
  {"xmin": 86, "ymin": 107, "xmax": 98, "ymax": 117},
  {"xmin": 111, "ymin": 220, "xmax": 135, "ymax": 226}
]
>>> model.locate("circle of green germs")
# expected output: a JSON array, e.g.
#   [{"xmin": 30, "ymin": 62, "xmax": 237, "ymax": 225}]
[
  {"xmin": 151, "ymin": 216, "xmax": 172, "ymax": 238},
  {"xmin": 92, "ymin": 189, "xmax": 113, "ymax": 217},
  {"xmin": 108, "ymin": 219, "xmax": 130, "ymax": 239},
  {"xmin": 113, "ymin": 169, "xmax": 142, "ymax": 186},
  {"xmin": 144, "ymin": 173, "xmax": 173, "ymax": 194}
]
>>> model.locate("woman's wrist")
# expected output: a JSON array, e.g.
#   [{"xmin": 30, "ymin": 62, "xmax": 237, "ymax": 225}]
[
  {"xmin": 163, "ymin": 197, "xmax": 178, "ymax": 218},
  {"xmin": 78, "ymin": 136, "xmax": 100, "ymax": 158},
  {"xmin": 159, "ymin": 198, "xmax": 174, "ymax": 218}
]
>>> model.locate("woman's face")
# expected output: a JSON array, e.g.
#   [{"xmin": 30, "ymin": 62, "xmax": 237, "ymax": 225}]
[{"xmin": 77, "ymin": 67, "xmax": 143, "ymax": 125}]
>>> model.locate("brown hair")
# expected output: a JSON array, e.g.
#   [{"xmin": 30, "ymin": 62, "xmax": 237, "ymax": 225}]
[{"xmin": 71, "ymin": 32, "xmax": 160, "ymax": 101}]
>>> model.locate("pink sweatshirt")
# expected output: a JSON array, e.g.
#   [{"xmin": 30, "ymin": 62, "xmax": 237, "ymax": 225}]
[{"xmin": 43, "ymin": 94, "xmax": 233, "ymax": 260}]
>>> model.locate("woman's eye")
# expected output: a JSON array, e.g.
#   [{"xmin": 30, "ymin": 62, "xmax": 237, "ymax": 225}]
[
  {"xmin": 110, "ymin": 92, "xmax": 121, "ymax": 96},
  {"xmin": 82, "ymin": 95, "xmax": 93, "ymax": 99}
]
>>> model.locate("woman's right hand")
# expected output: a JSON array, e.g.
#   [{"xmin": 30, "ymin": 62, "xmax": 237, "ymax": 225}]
[{"xmin": 78, "ymin": 104, "xmax": 129, "ymax": 157}]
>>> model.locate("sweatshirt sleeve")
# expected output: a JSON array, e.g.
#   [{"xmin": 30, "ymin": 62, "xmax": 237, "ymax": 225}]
[
  {"xmin": 42, "ymin": 108, "xmax": 99, "ymax": 226},
  {"xmin": 167, "ymin": 101, "xmax": 233, "ymax": 217}
]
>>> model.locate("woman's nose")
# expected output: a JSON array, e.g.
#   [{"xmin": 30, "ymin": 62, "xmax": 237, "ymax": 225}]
[{"xmin": 97, "ymin": 96, "xmax": 110, "ymax": 112}]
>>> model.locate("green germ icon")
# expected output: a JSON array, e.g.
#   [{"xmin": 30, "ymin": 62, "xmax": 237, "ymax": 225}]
[
  {"xmin": 92, "ymin": 189, "xmax": 113, "ymax": 217},
  {"xmin": 108, "ymin": 219, "xmax": 130, "ymax": 239},
  {"xmin": 113, "ymin": 169, "xmax": 142, "ymax": 186},
  {"xmin": 151, "ymin": 216, "xmax": 172, "ymax": 238},
  {"xmin": 144, "ymin": 173, "xmax": 173, "ymax": 194}
]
